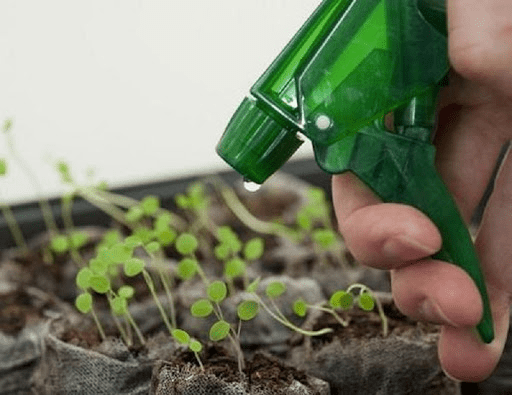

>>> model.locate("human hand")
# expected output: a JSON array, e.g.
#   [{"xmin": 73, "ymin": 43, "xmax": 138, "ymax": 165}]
[{"xmin": 332, "ymin": 0, "xmax": 512, "ymax": 382}]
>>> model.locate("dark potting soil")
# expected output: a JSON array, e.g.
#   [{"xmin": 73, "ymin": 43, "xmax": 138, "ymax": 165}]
[{"xmin": 0, "ymin": 288, "xmax": 49, "ymax": 335}]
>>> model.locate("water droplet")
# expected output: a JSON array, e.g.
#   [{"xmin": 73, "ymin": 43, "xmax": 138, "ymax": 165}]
[
  {"xmin": 243, "ymin": 180, "xmax": 261, "ymax": 193},
  {"xmin": 315, "ymin": 114, "xmax": 332, "ymax": 130}
]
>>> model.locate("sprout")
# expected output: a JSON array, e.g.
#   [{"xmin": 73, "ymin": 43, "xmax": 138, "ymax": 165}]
[
  {"xmin": 145, "ymin": 241, "xmax": 161, "ymax": 254},
  {"xmin": 76, "ymin": 267, "xmax": 93, "ymax": 290},
  {"xmin": 237, "ymin": 300, "xmax": 259, "ymax": 321},
  {"xmin": 189, "ymin": 339, "xmax": 202, "ymax": 353},
  {"xmin": 89, "ymin": 257, "xmax": 109, "ymax": 275},
  {"xmin": 75, "ymin": 293, "xmax": 93, "ymax": 313},
  {"xmin": 190, "ymin": 299, "xmax": 214, "ymax": 318},
  {"xmin": 50, "ymin": 235, "xmax": 69, "ymax": 254},
  {"xmin": 141, "ymin": 195, "xmax": 160, "ymax": 215},
  {"xmin": 110, "ymin": 243, "xmax": 133, "ymax": 263},
  {"xmin": 101, "ymin": 229, "xmax": 122, "ymax": 248},
  {"xmin": 209, "ymin": 320, "xmax": 230, "ymax": 342},
  {"xmin": 177, "ymin": 258, "xmax": 198, "ymax": 280},
  {"xmin": 154, "ymin": 213, "xmax": 172, "ymax": 230},
  {"xmin": 358, "ymin": 292, "xmax": 375, "ymax": 311},
  {"xmin": 312, "ymin": 229, "xmax": 337, "ymax": 249},
  {"xmin": 207, "ymin": 281, "xmax": 227, "ymax": 303},
  {"xmin": 118, "ymin": 285, "xmax": 135, "ymax": 299},
  {"xmin": 110, "ymin": 295, "xmax": 128, "ymax": 316},
  {"xmin": 175, "ymin": 233, "xmax": 198, "ymax": 255},
  {"xmin": 70, "ymin": 231, "xmax": 89, "ymax": 249},
  {"xmin": 224, "ymin": 258, "xmax": 246, "ymax": 279},
  {"xmin": 89, "ymin": 275, "xmax": 111, "ymax": 294},
  {"xmin": 172, "ymin": 329, "xmax": 191, "ymax": 345},
  {"xmin": 265, "ymin": 281, "xmax": 286, "ymax": 299},
  {"xmin": 156, "ymin": 229, "xmax": 176, "ymax": 246},
  {"xmin": 124, "ymin": 235, "xmax": 143, "ymax": 249},
  {"xmin": 243, "ymin": 238, "xmax": 264, "ymax": 261},
  {"xmin": 214, "ymin": 244, "xmax": 230, "ymax": 260},
  {"xmin": 329, "ymin": 290, "xmax": 353, "ymax": 310},
  {"xmin": 246, "ymin": 277, "xmax": 260, "ymax": 293},
  {"xmin": 292, "ymin": 298, "xmax": 308, "ymax": 317},
  {"xmin": 125, "ymin": 205, "xmax": 145, "ymax": 223},
  {"xmin": 123, "ymin": 258, "xmax": 145, "ymax": 277}
]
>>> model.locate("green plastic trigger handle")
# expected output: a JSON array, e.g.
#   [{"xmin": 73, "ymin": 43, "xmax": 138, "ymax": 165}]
[{"xmin": 216, "ymin": 0, "xmax": 494, "ymax": 343}]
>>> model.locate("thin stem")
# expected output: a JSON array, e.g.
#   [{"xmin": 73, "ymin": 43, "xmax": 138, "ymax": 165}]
[
  {"xmin": 346, "ymin": 283, "xmax": 389, "ymax": 337},
  {"xmin": 90, "ymin": 306, "xmax": 106, "ymax": 341},
  {"xmin": 194, "ymin": 351, "xmax": 205, "ymax": 372},
  {"xmin": 142, "ymin": 269, "xmax": 174, "ymax": 334},
  {"xmin": 255, "ymin": 295, "xmax": 332, "ymax": 337},
  {"xmin": 0, "ymin": 203, "xmax": 28, "ymax": 253},
  {"xmin": 61, "ymin": 194, "xmax": 85, "ymax": 267},
  {"xmin": 124, "ymin": 308, "xmax": 146, "ymax": 345},
  {"xmin": 308, "ymin": 304, "xmax": 349, "ymax": 327},
  {"xmin": 77, "ymin": 188, "xmax": 133, "ymax": 228},
  {"xmin": 227, "ymin": 333, "xmax": 245, "ymax": 372},
  {"xmin": 111, "ymin": 312, "xmax": 131, "ymax": 346}
]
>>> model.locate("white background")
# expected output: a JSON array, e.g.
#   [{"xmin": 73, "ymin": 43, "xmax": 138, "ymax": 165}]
[{"xmin": 0, "ymin": 0, "xmax": 319, "ymax": 204}]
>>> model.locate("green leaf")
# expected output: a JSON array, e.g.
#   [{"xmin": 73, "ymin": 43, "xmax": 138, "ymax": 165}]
[
  {"xmin": 237, "ymin": 300, "xmax": 259, "ymax": 321},
  {"xmin": 207, "ymin": 281, "xmax": 227, "ymax": 303},
  {"xmin": 50, "ymin": 235, "xmax": 69, "ymax": 254},
  {"xmin": 217, "ymin": 226, "xmax": 242, "ymax": 254},
  {"xmin": 175, "ymin": 194, "xmax": 189, "ymax": 209},
  {"xmin": 56, "ymin": 161, "xmax": 72, "ymax": 183},
  {"xmin": 89, "ymin": 275, "xmax": 111, "ymax": 294},
  {"xmin": 214, "ymin": 243, "xmax": 230, "ymax": 261},
  {"xmin": 145, "ymin": 241, "xmax": 161, "ymax": 254},
  {"xmin": 224, "ymin": 258, "xmax": 246, "ymax": 279},
  {"xmin": 329, "ymin": 290, "xmax": 353, "ymax": 310},
  {"xmin": 70, "ymin": 231, "xmax": 89, "ymax": 249},
  {"xmin": 296, "ymin": 210, "xmax": 312, "ymax": 231},
  {"xmin": 141, "ymin": 195, "xmax": 160, "ymax": 215},
  {"xmin": 110, "ymin": 295, "xmax": 128, "ymax": 316},
  {"xmin": 154, "ymin": 213, "xmax": 172, "ymax": 230},
  {"xmin": 76, "ymin": 267, "xmax": 93, "ymax": 290},
  {"xmin": 293, "ymin": 299, "xmax": 308, "ymax": 317},
  {"xmin": 133, "ymin": 227, "xmax": 153, "ymax": 244},
  {"xmin": 110, "ymin": 243, "xmax": 133, "ymax": 263},
  {"xmin": 125, "ymin": 205, "xmax": 144, "ymax": 223},
  {"xmin": 97, "ymin": 245, "xmax": 115, "ymax": 264},
  {"xmin": 189, "ymin": 340, "xmax": 202, "ymax": 353},
  {"xmin": 177, "ymin": 258, "xmax": 198, "ymax": 280},
  {"xmin": 156, "ymin": 228, "xmax": 176, "ymax": 246},
  {"xmin": 172, "ymin": 329, "xmax": 190, "ymax": 345},
  {"xmin": 124, "ymin": 235, "xmax": 143, "ymax": 249},
  {"xmin": 312, "ymin": 229, "xmax": 337, "ymax": 249},
  {"xmin": 0, "ymin": 159, "xmax": 7, "ymax": 176},
  {"xmin": 246, "ymin": 277, "xmax": 261, "ymax": 293},
  {"xmin": 118, "ymin": 285, "xmax": 135, "ymax": 299},
  {"xmin": 209, "ymin": 320, "xmax": 230, "ymax": 342},
  {"xmin": 176, "ymin": 233, "xmax": 198, "ymax": 255},
  {"xmin": 123, "ymin": 258, "xmax": 145, "ymax": 277},
  {"xmin": 102, "ymin": 229, "xmax": 122, "ymax": 247},
  {"xmin": 89, "ymin": 257, "xmax": 109, "ymax": 275},
  {"xmin": 75, "ymin": 293, "xmax": 93, "ymax": 314},
  {"xmin": 265, "ymin": 281, "xmax": 286, "ymax": 299},
  {"xmin": 2, "ymin": 119, "xmax": 12, "ymax": 133},
  {"xmin": 190, "ymin": 299, "xmax": 214, "ymax": 318},
  {"xmin": 358, "ymin": 292, "xmax": 375, "ymax": 311},
  {"xmin": 243, "ymin": 238, "xmax": 264, "ymax": 261}
]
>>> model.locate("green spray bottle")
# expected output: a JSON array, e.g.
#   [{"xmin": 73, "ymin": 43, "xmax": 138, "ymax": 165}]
[{"xmin": 216, "ymin": 0, "xmax": 494, "ymax": 343}]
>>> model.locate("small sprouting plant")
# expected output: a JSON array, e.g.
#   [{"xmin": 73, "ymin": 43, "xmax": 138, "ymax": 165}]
[{"xmin": 292, "ymin": 283, "xmax": 389, "ymax": 337}]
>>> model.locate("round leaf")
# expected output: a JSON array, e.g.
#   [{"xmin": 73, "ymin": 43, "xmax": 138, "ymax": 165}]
[
  {"xmin": 358, "ymin": 292, "xmax": 375, "ymax": 311},
  {"xmin": 156, "ymin": 229, "xmax": 176, "ymax": 246},
  {"xmin": 246, "ymin": 277, "xmax": 260, "ymax": 293},
  {"xmin": 89, "ymin": 275, "xmax": 111, "ymax": 294},
  {"xmin": 145, "ymin": 241, "xmax": 161, "ymax": 254},
  {"xmin": 75, "ymin": 293, "xmax": 93, "ymax": 314},
  {"xmin": 237, "ymin": 300, "xmax": 259, "ymax": 321},
  {"xmin": 177, "ymin": 258, "xmax": 198, "ymax": 280},
  {"xmin": 293, "ymin": 299, "xmax": 308, "ymax": 317},
  {"xmin": 209, "ymin": 320, "xmax": 230, "ymax": 342},
  {"xmin": 329, "ymin": 290, "xmax": 353, "ymax": 310},
  {"xmin": 76, "ymin": 267, "xmax": 93, "ymax": 290},
  {"xmin": 102, "ymin": 229, "xmax": 122, "ymax": 247},
  {"xmin": 190, "ymin": 299, "xmax": 213, "ymax": 318},
  {"xmin": 125, "ymin": 205, "xmax": 144, "ymax": 223},
  {"xmin": 214, "ymin": 244, "xmax": 230, "ymax": 261},
  {"xmin": 312, "ymin": 229, "xmax": 337, "ymax": 249},
  {"xmin": 110, "ymin": 243, "xmax": 133, "ymax": 263},
  {"xmin": 123, "ymin": 258, "xmax": 145, "ymax": 277},
  {"xmin": 243, "ymin": 238, "xmax": 264, "ymax": 261},
  {"xmin": 70, "ymin": 231, "xmax": 89, "ymax": 249},
  {"xmin": 89, "ymin": 257, "xmax": 109, "ymax": 275},
  {"xmin": 176, "ymin": 233, "xmax": 198, "ymax": 255},
  {"xmin": 141, "ymin": 195, "xmax": 160, "ymax": 215},
  {"xmin": 207, "ymin": 281, "xmax": 227, "ymax": 303},
  {"xmin": 172, "ymin": 329, "xmax": 190, "ymax": 345},
  {"xmin": 110, "ymin": 296, "xmax": 128, "ymax": 316},
  {"xmin": 224, "ymin": 258, "xmax": 246, "ymax": 279},
  {"xmin": 124, "ymin": 235, "xmax": 143, "ymax": 248},
  {"xmin": 265, "ymin": 281, "xmax": 286, "ymax": 299},
  {"xmin": 50, "ymin": 235, "xmax": 69, "ymax": 254},
  {"xmin": 154, "ymin": 213, "xmax": 172, "ymax": 231},
  {"xmin": 118, "ymin": 285, "xmax": 135, "ymax": 299},
  {"xmin": 189, "ymin": 340, "xmax": 202, "ymax": 353}
]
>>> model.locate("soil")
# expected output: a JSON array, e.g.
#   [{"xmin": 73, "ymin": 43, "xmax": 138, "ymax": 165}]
[{"xmin": 0, "ymin": 288, "xmax": 48, "ymax": 335}]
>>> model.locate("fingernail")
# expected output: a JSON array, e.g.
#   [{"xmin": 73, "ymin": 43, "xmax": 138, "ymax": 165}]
[
  {"xmin": 383, "ymin": 235, "xmax": 438, "ymax": 258},
  {"xmin": 419, "ymin": 299, "xmax": 459, "ymax": 327}
]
